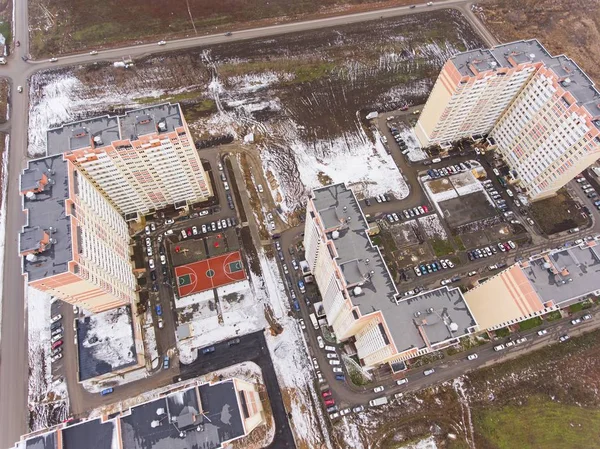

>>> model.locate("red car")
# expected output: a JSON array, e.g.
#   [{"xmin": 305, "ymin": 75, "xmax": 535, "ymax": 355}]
[
  {"xmin": 321, "ymin": 390, "xmax": 332, "ymax": 398},
  {"xmin": 324, "ymin": 398, "xmax": 335, "ymax": 407},
  {"xmin": 422, "ymin": 205, "xmax": 429, "ymax": 213},
  {"xmin": 503, "ymin": 242, "xmax": 511, "ymax": 251},
  {"xmin": 52, "ymin": 340, "xmax": 63, "ymax": 350},
  {"xmin": 186, "ymin": 228, "xmax": 192, "ymax": 236}
]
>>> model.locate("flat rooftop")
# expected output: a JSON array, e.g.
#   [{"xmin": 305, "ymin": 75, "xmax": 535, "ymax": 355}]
[
  {"xmin": 451, "ymin": 39, "xmax": 600, "ymax": 121},
  {"xmin": 16, "ymin": 380, "xmax": 246, "ymax": 449},
  {"xmin": 121, "ymin": 381, "xmax": 244, "ymax": 449},
  {"xmin": 311, "ymin": 184, "xmax": 476, "ymax": 353},
  {"xmin": 20, "ymin": 155, "xmax": 73, "ymax": 282},
  {"xmin": 522, "ymin": 242, "xmax": 600, "ymax": 306},
  {"xmin": 76, "ymin": 306, "xmax": 137, "ymax": 381},
  {"xmin": 46, "ymin": 103, "xmax": 184, "ymax": 156}
]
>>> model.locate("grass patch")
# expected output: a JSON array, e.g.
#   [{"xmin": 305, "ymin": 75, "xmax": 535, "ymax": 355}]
[
  {"xmin": 544, "ymin": 310, "xmax": 562, "ymax": 322},
  {"xmin": 453, "ymin": 235, "xmax": 466, "ymax": 251},
  {"xmin": 430, "ymin": 238, "xmax": 454, "ymax": 257},
  {"xmin": 494, "ymin": 327, "xmax": 510, "ymax": 338},
  {"xmin": 569, "ymin": 300, "xmax": 592, "ymax": 313},
  {"xmin": 518, "ymin": 316, "xmax": 543, "ymax": 331},
  {"xmin": 474, "ymin": 395, "xmax": 600, "ymax": 449}
]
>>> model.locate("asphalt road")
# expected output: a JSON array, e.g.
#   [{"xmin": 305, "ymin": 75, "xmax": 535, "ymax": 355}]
[
  {"xmin": 178, "ymin": 331, "xmax": 296, "ymax": 449},
  {"xmin": 0, "ymin": 1, "xmax": 499, "ymax": 447}
]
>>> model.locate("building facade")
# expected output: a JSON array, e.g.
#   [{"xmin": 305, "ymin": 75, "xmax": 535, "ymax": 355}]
[
  {"xmin": 304, "ymin": 184, "xmax": 476, "ymax": 369},
  {"xmin": 20, "ymin": 155, "xmax": 136, "ymax": 312},
  {"xmin": 47, "ymin": 103, "xmax": 211, "ymax": 219},
  {"xmin": 415, "ymin": 40, "xmax": 600, "ymax": 201}
]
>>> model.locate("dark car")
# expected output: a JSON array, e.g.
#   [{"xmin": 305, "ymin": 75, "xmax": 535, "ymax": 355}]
[
  {"xmin": 152, "ymin": 283, "xmax": 159, "ymax": 292},
  {"xmin": 335, "ymin": 374, "xmax": 346, "ymax": 381},
  {"xmin": 228, "ymin": 338, "xmax": 241, "ymax": 346},
  {"xmin": 293, "ymin": 300, "xmax": 300, "ymax": 312},
  {"xmin": 365, "ymin": 198, "xmax": 371, "ymax": 207},
  {"xmin": 150, "ymin": 270, "xmax": 157, "ymax": 281},
  {"xmin": 202, "ymin": 346, "xmax": 216, "ymax": 354},
  {"xmin": 159, "ymin": 246, "xmax": 165, "ymax": 255},
  {"xmin": 162, "ymin": 266, "xmax": 168, "ymax": 276}
]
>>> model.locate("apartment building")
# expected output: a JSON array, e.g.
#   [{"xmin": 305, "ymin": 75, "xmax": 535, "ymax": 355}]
[
  {"xmin": 304, "ymin": 184, "xmax": 477, "ymax": 369},
  {"xmin": 416, "ymin": 40, "xmax": 600, "ymax": 201},
  {"xmin": 46, "ymin": 103, "xmax": 211, "ymax": 220},
  {"xmin": 465, "ymin": 238, "xmax": 600, "ymax": 330},
  {"xmin": 14, "ymin": 377, "xmax": 266, "ymax": 449},
  {"xmin": 20, "ymin": 155, "xmax": 136, "ymax": 312}
]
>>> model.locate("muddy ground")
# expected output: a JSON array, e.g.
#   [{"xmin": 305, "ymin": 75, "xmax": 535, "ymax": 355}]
[
  {"xmin": 29, "ymin": 0, "xmax": 429, "ymax": 56},
  {"xmin": 475, "ymin": 0, "xmax": 600, "ymax": 83},
  {"xmin": 332, "ymin": 327, "xmax": 600, "ymax": 449},
  {"xmin": 30, "ymin": 9, "xmax": 483, "ymax": 215}
]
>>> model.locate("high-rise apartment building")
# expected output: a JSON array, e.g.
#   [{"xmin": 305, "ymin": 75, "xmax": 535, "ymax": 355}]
[
  {"xmin": 304, "ymin": 184, "xmax": 476, "ymax": 369},
  {"xmin": 46, "ymin": 103, "xmax": 211, "ymax": 220},
  {"xmin": 415, "ymin": 40, "xmax": 600, "ymax": 201},
  {"xmin": 20, "ymin": 155, "xmax": 137, "ymax": 312}
]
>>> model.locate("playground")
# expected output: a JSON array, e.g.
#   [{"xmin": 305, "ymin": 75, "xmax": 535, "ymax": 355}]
[{"xmin": 175, "ymin": 251, "xmax": 247, "ymax": 297}]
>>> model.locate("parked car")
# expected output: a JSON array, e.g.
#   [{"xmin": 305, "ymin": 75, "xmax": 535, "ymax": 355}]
[
  {"xmin": 396, "ymin": 378, "xmax": 408, "ymax": 385},
  {"xmin": 493, "ymin": 344, "xmax": 505, "ymax": 351},
  {"xmin": 163, "ymin": 355, "xmax": 170, "ymax": 369},
  {"xmin": 373, "ymin": 386, "xmax": 385, "ymax": 393},
  {"xmin": 324, "ymin": 398, "xmax": 335, "ymax": 407},
  {"xmin": 467, "ymin": 353, "xmax": 478, "ymax": 361},
  {"xmin": 423, "ymin": 368, "xmax": 435, "ymax": 376},
  {"xmin": 352, "ymin": 405, "xmax": 365, "ymax": 413},
  {"xmin": 332, "ymin": 367, "xmax": 343, "ymax": 373},
  {"xmin": 537, "ymin": 329, "xmax": 548, "ymax": 336},
  {"xmin": 100, "ymin": 388, "xmax": 114, "ymax": 396},
  {"xmin": 299, "ymin": 319, "xmax": 306, "ymax": 330},
  {"xmin": 559, "ymin": 335, "xmax": 570, "ymax": 342},
  {"xmin": 326, "ymin": 353, "xmax": 338, "ymax": 359},
  {"xmin": 51, "ymin": 314, "xmax": 62, "ymax": 323},
  {"xmin": 321, "ymin": 390, "xmax": 332, "ymax": 398},
  {"xmin": 317, "ymin": 336, "xmax": 325, "ymax": 349},
  {"xmin": 228, "ymin": 338, "xmax": 241, "ymax": 346},
  {"xmin": 583, "ymin": 313, "xmax": 593, "ymax": 321},
  {"xmin": 51, "ymin": 340, "xmax": 63, "ymax": 350},
  {"xmin": 202, "ymin": 346, "xmax": 216, "ymax": 354},
  {"xmin": 329, "ymin": 359, "xmax": 341, "ymax": 365},
  {"xmin": 571, "ymin": 318, "xmax": 582, "ymax": 325},
  {"xmin": 155, "ymin": 305, "xmax": 162, "ymax": 316}
]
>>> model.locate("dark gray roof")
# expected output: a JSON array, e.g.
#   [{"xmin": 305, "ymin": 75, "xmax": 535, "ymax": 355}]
[
  {"xmin": 20, "ymin": 156, "xmax": 73, "ymax": 281},
  {"xmin": 523, "ymin": 243, "xmax": 600, "ymax": 306},
  {"xmin": 45, "ymin": 104, "xmax": 183, "ymax": 156},
  {"xmin": 46, "ymin": 116, "xmax": 120, "ymax": 156},
  {"xmin": 311, "ymin": 184, "xmax": 477, "ymax": 353},
  {"xmin": 62, "ymin": 418, "xmax": 115, "ymax": 449},
  {"xmin": 17, "ymin": 431, "xmax": 56, "ymax": 449},
  {"xmin": 76, "ymin": 306, "xmax": 137, "ymax": 381},
  {"xmin": 452, "ymin": 39, "xmax": 600, "ymax": 122},
  {"xmin": 120, "ymin": 381, "xmax": 244, "ymax": 449},
  {"xmin": 120, "ymin": 104, "xmax": 183, "ymax": 141},
  {"xmin": 394, "ymin": 287, "xmax": 477, "ymax": 350}
]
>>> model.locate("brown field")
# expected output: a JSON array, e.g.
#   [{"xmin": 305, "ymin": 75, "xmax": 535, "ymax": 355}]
[
  {"xmin": 332, "ymin": 326, "xmax": 600, "ymax": 448},
  {"xmin": 28, "ymin": 0, "xmax": 422, "ymax": 56},
  {"xmin": 476, "ymin": 0, "xmax": 600, "ymax": 82}
]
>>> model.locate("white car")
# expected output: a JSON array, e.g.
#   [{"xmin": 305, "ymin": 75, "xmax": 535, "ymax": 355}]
[
  {"xmin": 160, "ymin": 255, "xmax": 166, "ymax": 265},
  {"xmin": 299, "ymin": 319, "xmax": 306, "ymax": 330},
  {"xmin": 332, "ymin": 367, "xmax": 343, "ymax": 373},
  {"xmin": 493, "ymin": 344, "xmax": 505, "ymax": 351},
  {"xmin": 373, "ymin": 385, "xmax": 385, "ymax": 393},
  {"xmin": 414, "ymin": 266, "xmax": 422, "ymax": 276},
  {"xmin": 52, "ymin": 353, "xmax": 63, "ymax": 362},
  {"xmin": 515, "ymin": 337, "xmax": 527, "ymax": 344},
  {"xmin": 339, "ymin": 408, "xmax": 351, "ymax": 416},
  {"xmin": 51, "ymin": 314, "xmax": 62, "ymax": 323},
  {"xmin": 467, "ymin": 353, "xmax": 478, "ymax": 361},
  {"xmin": 317, "ymin": 336, "xmax": 325, "ymax": 349},
  {"xmin": 89, "ymin": 50, "xmax": 98, "ymax": 55},
  {"xmin": 199, "ymin": 210, "xmax": 209, "ymax": 216},
  {"xmin": 51, "ymin": 334, "xmax": 62, "ymax": 343},
  {"xmin": 446, "ymin": 259, "xmax": 454, "ymax": 268},
  {"xmin": 157, "ymin": 40, "xmax": 166, "ymax": 45},
  {"xmin": 423, "ymin": 368, "xmax": 435, "ymax": 376},
  {"xmin": 440, "ymin": 279, "xmax": 451, "ymax": 285},
  {"xmin": 559, "ymin": 335, "xmax": 570, "ymax": 342},
  {"xmin": 571, "ymin": 318, "xmax": 582, "ymax": 325},
  {"xmin": 149, "ymin": 258, "xmax": 155, "ymax": 270},
  {"xmin": 326, "ymin": 353, "xmax": 338, "ymax": 359},
  {"xmin": 312, "ymin": 357, "xmax": 319, "ymax": 369},
  {"xmin": 468, "ymin": 271, "xmax": 478, "ymax": 276},
  {"xmin": 257, "ymin": 184, "xmax": 264, "ymax": 193},
  {"xmin": 145, "ymin": 237, "xmax": 152, "ymax": 247},
  {"xmin": 201, "ymin": 224, "xmax": 207, "ymax": 233},
  {"xmin": 17, "ymin": 85, "xmax": 23, "ymax": 93},
  {"xmin": 49, "ymin": 57, "xmax": 58, "ymax": 62},
  {"xmin": 324, "ymin": 345, "xmax": 336, "ymax": 352},
  {"xmin": 192, "ymin": 226, "xmax": 198, "ymax": 236},
  {"xmin": 396, "ymin": 378, "xmax": 408, "ymax": 385},
  {"xmin": 329, "ymin": 359, "xmax": 341, "ymax": 366},
  {"xmin": 352, "ymin": 405, "xmax": 365, "ymax": 413},
  {"xmin": 537, "ymin": 329, "xmax": 548, "ymax": 336}
]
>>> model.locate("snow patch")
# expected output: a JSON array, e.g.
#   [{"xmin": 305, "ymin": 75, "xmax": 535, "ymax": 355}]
[{"xmin": 418, "ymin": 214, "xmax": 448, "ymax": 240}]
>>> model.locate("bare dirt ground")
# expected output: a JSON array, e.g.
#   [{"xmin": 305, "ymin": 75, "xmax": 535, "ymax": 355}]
[
  {"xmin": 29, "ymin": 9, "xmax": 483, "ymax": 215},
  {"xmin": 332, "ymin": 327, "xmax": 600, "ymax": 449},
  {"xmin": 28, "ymin": 0, "xmax": 426, "ymax": 56},
  {"xmin": 475, "ymin": 0, "xmax": 600, "ymax": 82}
]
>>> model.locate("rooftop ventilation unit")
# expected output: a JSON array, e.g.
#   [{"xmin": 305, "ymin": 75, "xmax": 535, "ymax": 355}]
[
  {"xmin": 93, "ymin": 135, "xmax": 103, "ymax": 146},
  {"xmin": 353, "ymin": 286, "xmax": 363, "ymax": 296},
  {"xmin": 562, "ymin": 77, "xmax": 572, "ymax": 87},
  {"xmin": 156, "ymin": 408, "xmax": 165, "ymax": 416},
  {"xmin": 25, "ymin": 191, "xmax": 36, "ymax": 200},
  {"xmin": 331, "ymin": 231, "xmax": 340, "ymax": 240},
  {"xmin": 26, "ymin": 253, "xmax": 38, "ymax": 262},
  {"xmin": 449, "ymin": 322, "xmax": 459, "ymax": 332},
  {"xmin": 157, "ymin": 121, "xmax": 167, "ymax": 132},
  {"xmin": 151, "ymin": 420, "xmax": 161, "ymax": 428}
]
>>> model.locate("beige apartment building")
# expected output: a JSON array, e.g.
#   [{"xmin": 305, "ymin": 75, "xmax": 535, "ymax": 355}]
[
  {"xmin": 20, "ymin": 155, "xmax": 137, "ymax": 312},
  {"xmin": 46, "ymin": 103, "xmax": 212, "ymax": 220},
  {"xmin": 304, "ymin": 184, "xmax": 477, "ymax": 369},
  {"xmin": 415, "ymin": 40, "xmax": 600, "ymax": 201}
]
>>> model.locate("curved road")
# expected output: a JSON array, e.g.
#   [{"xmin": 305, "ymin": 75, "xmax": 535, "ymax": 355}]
[{"xmin": 0, "ymin": 1, "xmax": 492, "ymax": 448}]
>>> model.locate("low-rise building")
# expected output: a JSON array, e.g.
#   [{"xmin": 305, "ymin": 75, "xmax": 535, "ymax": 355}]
[
  {"xmin": 304, "ymin": 183, "xmax": 477, "ymax": 369},
  {"xmin": 14, "ymin": 377, "xmax": 265, "ymax": 449},
  {"xmin": 465, "ymin": 239, "xmax": 600, "ymax": 329}
]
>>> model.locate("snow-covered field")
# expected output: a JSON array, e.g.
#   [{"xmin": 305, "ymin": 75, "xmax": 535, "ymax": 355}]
[
  {"xmin": 27, "ymin": 288, "xmax": 68, "ymax": 431},
  {"xmin": 418, "ymin": 214, "xmax": 448, "ymax": 240},
  {"xmin": 176, "ymin": 279, "xmax": 267, "ymax": 364},
  {"xmin": 81, "ymin": 306, "xmax": 136, "ymax": 369}
]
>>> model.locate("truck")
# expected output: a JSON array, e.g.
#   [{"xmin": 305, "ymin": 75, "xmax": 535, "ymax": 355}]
[
  {"xmin": 309, "ymin": 313, "xmax": 319, "ymax": 330},
  {"xmin": 369, "ymin": 396, "xmax": 388, "ymax": 407}
]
